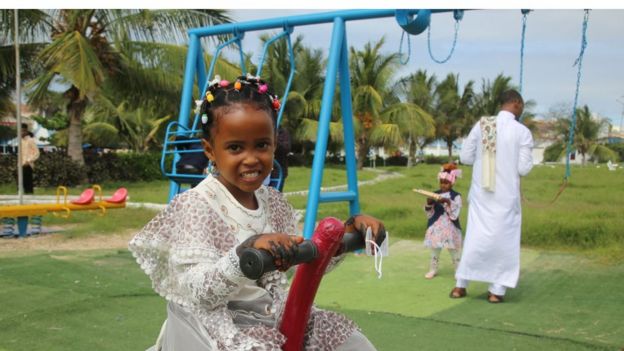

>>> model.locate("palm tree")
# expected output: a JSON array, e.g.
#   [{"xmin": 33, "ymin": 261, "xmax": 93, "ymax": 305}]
[
  {"xmin": 349, "ymin": 38, "xmax": 399, "ymax": 169},
  {"xmin": 550, "ymin": 105, "xmax": 618, "ymax": 164},
  {"xmin": 370, "ymin": 102, "xmax": 435, "ymax": 166},
  {"xmin": 472, "ymin": 73, "xmax": 514, "ymax": 117},
  {"xmin": 0, "ymin": 10, "xmax": 47, "ymax": 116},
  {"xmin": 433, "ymin": 73, "xmax": 476, "ymax": 159},
  {"xmin": 8, "ymin": 9, "xmax": 231, "ymax": 165},
  {"xmin": 395, "ymin": 70, "xmax": 437, "ymax": 165}
]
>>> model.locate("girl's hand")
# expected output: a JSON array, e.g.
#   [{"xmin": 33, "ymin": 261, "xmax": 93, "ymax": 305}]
[
  {"xmin": 237, "ymin": 233, "xmax": 304, "ymax": 271},
  {"xmin": 426, "ymin": 198, "xmax": 435, "ymax": 205},
  {"xmin": 344, "ymin": 214, "xmax": 387, "ymax": 247},
  {"xmin": 438, "ymin": 198, "xmax": 451, "ymax": 205}
]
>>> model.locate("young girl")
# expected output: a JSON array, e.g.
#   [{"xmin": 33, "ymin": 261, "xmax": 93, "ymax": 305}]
[
  {"xmin": 129, "ymin": 74, "xmax": 385, "ymax": 351},
  {"xmin": 423, "ymin": 163, "xmax": 463, "ymax": 279}
]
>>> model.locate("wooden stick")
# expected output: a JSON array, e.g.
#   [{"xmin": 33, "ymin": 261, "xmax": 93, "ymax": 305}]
[{"xmin": 412, "ymin": 188, "xmax": 441, "ymax": 201}]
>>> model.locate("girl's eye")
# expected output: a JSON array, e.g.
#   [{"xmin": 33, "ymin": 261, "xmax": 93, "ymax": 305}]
[
  {"xmin": 227, "ymin": 145, "xmax": 242, "ymax": 152},
  {"xmin": 257, "ymin": 142, "xmax": 270, "ymax": 149}
]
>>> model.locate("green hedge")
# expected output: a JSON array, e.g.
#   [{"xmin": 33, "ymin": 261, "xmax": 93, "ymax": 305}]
[{"xmin": 0, "ymin": 151, "xmax": 163, "ymax": 187}]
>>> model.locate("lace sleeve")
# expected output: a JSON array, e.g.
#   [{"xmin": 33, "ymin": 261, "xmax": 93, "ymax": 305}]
[{"xmin": 129, "ymin": 191, "xmax": 250, "ymax": 309}]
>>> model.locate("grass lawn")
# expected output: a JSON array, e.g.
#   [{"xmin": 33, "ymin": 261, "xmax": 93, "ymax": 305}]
[
  {"xmin": 1, "ymin": 163, "xmax": 623, "ymax": 350},
  {"xmin": 0, "ymin": 242, "xmax": 621, "ymax": 351}
]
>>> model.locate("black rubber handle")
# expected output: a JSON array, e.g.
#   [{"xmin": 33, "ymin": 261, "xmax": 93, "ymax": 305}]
[
  {"xmin": 238, "ymin": 230, "xmax": 376, "ymax": 280},
  {"xmin": 239, "ymin": 240, "xmax": 318, "ymax": 280}
]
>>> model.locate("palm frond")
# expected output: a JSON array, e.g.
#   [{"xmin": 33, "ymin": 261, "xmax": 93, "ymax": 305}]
[{"xmin": 38, "ymin": 31, "xmax": 105, "ymax": 98}]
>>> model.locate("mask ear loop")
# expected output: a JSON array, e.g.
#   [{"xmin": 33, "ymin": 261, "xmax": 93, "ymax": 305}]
[{"xmin": 365, "ymin": 227, "xmax": 385, "ymax": 279}]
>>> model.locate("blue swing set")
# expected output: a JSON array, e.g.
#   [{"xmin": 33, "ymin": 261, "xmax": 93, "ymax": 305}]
[{"xmin": 160, "ymin": 9, "xmax": 591, "ymax": 238}]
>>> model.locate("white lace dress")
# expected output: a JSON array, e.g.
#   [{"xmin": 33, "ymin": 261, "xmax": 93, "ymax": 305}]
[{"xmin": 129, "ymin": 175, "xmax": 359, "ymax": 350}]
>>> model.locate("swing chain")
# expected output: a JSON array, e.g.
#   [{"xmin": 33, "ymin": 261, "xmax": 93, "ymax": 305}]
[
  {"xmin": 565, "ymin": 9, "xmax": 590, "ymax": 180},
  {"xmin": 398, "ymin": 30, "xmax": 411, "ymax": 65},
  {"xmin": 427, "ymin": 15, "xmax": 461, "ymax": 64}
]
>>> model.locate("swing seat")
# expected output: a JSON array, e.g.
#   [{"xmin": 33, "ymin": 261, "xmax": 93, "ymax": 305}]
[
  {"xmin": 71, "ymin": 188, "xmax": 95, "ymax": 205},
  {"xmin": 105, "ymin": 187, "xmax": 128, "ymax": 203}
]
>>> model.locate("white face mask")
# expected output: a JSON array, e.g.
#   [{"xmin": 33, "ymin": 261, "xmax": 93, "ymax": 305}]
[{"xmin": 364, "ymin": 227, "xmax": 389, "ymax": 279}]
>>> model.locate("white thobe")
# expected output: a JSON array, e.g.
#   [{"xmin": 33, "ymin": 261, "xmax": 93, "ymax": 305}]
[{"xmin": 456, "ymin": 110, "xmax": 534, "ymax": 288}]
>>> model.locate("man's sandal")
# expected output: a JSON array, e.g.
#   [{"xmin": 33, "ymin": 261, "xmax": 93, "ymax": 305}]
[
  {"xmin": 487, "ymin": 292, "xmax": 504, "ymax": 303},
  {"xmin": 449, "ymin": 287, "xmax": 467, "ymax": 298}
]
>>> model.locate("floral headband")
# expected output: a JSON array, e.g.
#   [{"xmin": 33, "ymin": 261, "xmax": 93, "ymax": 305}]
[
  {"xmin": 194, "ymin": 74, "xmax": 281, "ymax": 124},
  {"xmin": 438, "ymin": 167, "xmax": 462, "ymax": 185}
]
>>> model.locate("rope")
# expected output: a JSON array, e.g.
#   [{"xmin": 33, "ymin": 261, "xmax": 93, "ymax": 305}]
[
  {"xmin": 564, "ymin": 9, "xmax": 590, "ymax": 180},
  {"xmin": 519, "ymin": 11, "xmax": 529, "ymax": 96},
  {"xmin": 398, "ymin": 30, "xmax": 411, "ymax": 65},
  {"xmin": 521, "ymin": 179, "xmax": 568, "ymax": 208},
  {"xmin": 519, "ymin": 10, "xmax": 530, "ymax": 122},
  {"xmin": 521, "ymin": 10, "xmax": 590, "ymax": 208},
  {"xmin": 427, "ymin": 18, "xmax": 460, "ymax": 64}
]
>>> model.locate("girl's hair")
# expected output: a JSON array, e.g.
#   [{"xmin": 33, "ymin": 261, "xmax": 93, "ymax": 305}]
[
  {"xmin": 198, "ymin": 75, "xmax": 280, "ymax": 140},
  {"xmin": 441, "ymin": 162, "xmax": 458, "ymax": 173}
]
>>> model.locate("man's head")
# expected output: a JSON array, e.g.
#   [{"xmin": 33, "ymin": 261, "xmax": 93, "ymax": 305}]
[
  {"xmin": 20, "ymin": 123, "xmax": 29, "ymax": 138},
  {"xmin": 500, "ymin": 89, "xmax": 524, "ymax": 119}
]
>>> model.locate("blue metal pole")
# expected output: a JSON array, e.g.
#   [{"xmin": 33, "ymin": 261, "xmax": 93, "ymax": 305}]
[
  {"xmin": 192, "ymin": 44, "xmax": 207, "ymax": 131},
  {"xmin": 303, "ymin": 17, "xmax": 345, "ymax": 239},
  {"xmin": 168, "ymin": 34, "xmax": 200, "ymax": 202},
  {"xmin": 338, "ymin": 28, "xmax": 361, "ymax": 216}
]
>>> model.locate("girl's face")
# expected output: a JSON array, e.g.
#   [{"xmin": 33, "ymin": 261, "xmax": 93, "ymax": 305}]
[
  {"xmin": 202, "ymin": 104, "xmax": 276, "ymax": 207},
  {"xmin": 439, "ymin": 179, "xmax": 453, "ymax": 192}
]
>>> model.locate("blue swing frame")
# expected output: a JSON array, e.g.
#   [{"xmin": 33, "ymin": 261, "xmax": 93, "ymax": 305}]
[{"xmin": 162, "ymin": 9, "xmax": 457, "ymax": 238}]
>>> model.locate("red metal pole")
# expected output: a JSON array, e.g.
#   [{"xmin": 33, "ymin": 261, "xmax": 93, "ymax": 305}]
[{"xmin": 279, "ymin": 217, "xmax": 345, "ymax": 351}]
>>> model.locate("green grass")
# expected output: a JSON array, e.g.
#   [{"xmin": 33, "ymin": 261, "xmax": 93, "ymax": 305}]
[
  {"xmin": 0, "ymin": 243, "xmax": 621, "ymax": 351},
  {"xmin": 285, "ymin": 164, "xmax": 624, "ymax": 261},
  {"xmin": 1, "ymin": 163, "xmax": 623, "ymax": 350}
]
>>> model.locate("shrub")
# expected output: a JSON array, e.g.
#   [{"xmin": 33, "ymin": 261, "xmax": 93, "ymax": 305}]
[
  {"xmin": 0, "ymin": 151, "xmax": 163, "ymax": 186},
  {"xmin": 423, "ymin": 155, "xmax": 458, "ymax": 164},
  {"xmin": 34, "ymin": 151, "xmax": 87, "ymax": 187},
  {"xmin": 607, "ymin": 142, "xmax": 624, "ymax": 161},
  {"xmin": 85, "ymin": 152, "xmax": 162, "ymax": 183},
  {"xmin": 0, "ymin": 154, "xmax": 17, "ymax": 184}
]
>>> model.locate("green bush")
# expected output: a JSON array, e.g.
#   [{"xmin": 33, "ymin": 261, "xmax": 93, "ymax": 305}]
[
  {"xmin": 543, "ymin": 142, "xmax": 564, "ymax": 162},
  {"xmin": 0, "ymin": 151, "xmax": 163, "ymax": 186},
  {"xmin": 423, "ymin": 155, "xmax": 458, "ymax": 164},
  {"xmin": 608, "ymin": 142, "xmax": 624, "ymax": 161},
  {"xmin": 34, "ymin": 152, "xmax": 87, "ymax": 187},
  {"xmin": 0, "ymin": 154, "xmax": 17, "ymax": 184},
  {"xmin": 85, "ymin": 152, "xmax": 162, "ymax": 183}
]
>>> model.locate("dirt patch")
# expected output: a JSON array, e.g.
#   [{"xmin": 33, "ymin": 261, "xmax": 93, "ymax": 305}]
[{"xmin": 0, "ymin": 229, "xmax": 136, "ymax": 255}]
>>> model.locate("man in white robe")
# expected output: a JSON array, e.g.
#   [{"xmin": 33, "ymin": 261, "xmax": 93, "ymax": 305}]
[{"xmin": 450, "ymin": 90, "xmax": 534, "ymax": 303}]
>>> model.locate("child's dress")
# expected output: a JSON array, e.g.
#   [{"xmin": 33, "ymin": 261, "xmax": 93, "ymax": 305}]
[
  {"xmin": 424, "ymin": 190, "xmax": 462, "ymax": 251},
  {"xmin": 129, "ymin": 174, "xmax": 359, "ymax": 350}
]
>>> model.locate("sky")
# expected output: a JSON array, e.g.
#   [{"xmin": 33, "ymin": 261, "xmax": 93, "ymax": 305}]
[
  {"xmin": 5, "ymin": 2, "xmax": 623, "ymax": 129},
  {"xmin": 225, "ymin": 9, "xmax": 624, "ymax": 129}
]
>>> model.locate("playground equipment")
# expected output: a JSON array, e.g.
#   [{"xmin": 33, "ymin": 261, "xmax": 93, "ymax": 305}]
[
  {"xmin": 239, "ymin": 217, "xmax": 369, "ymax": 351},
  {"xmin": 0, "ymin": 186, "xmax": 128, "ymax": 237},
  {"xmin": 163, "ymin": 9, "xmax": 591, "ymax": 236},
  {"xmin": 163, "ymin": 9, "xmax": 463, "ymax": 239}
]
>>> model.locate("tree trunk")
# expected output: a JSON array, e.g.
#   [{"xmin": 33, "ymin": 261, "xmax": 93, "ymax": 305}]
[
  {"xmin": 447, "ymin": 139, "xmax": 454, "ymax": 161},
  {"xmin": 357, "ymin": 137, "xmax": 368, "ymax": 170},
  {"xmin": 65, "ymin": 86, "xmax": 88, "ymax": 166},
  {"xmin": 581, "ymin": 152, "xmax": 586, "ymax": 166},
  {"xmin": 407, "ymin": 138, "xmax": 417, "ymax": 167}
]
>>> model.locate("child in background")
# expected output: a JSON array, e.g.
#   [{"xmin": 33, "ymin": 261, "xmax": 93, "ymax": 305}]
[
  {"xmin": 423, "ymin": 163, "xmax": 463, "ymax": 279},
  {"xmin": 129, "ymin": 74, "xmax": 385, "ymax": 351}
]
